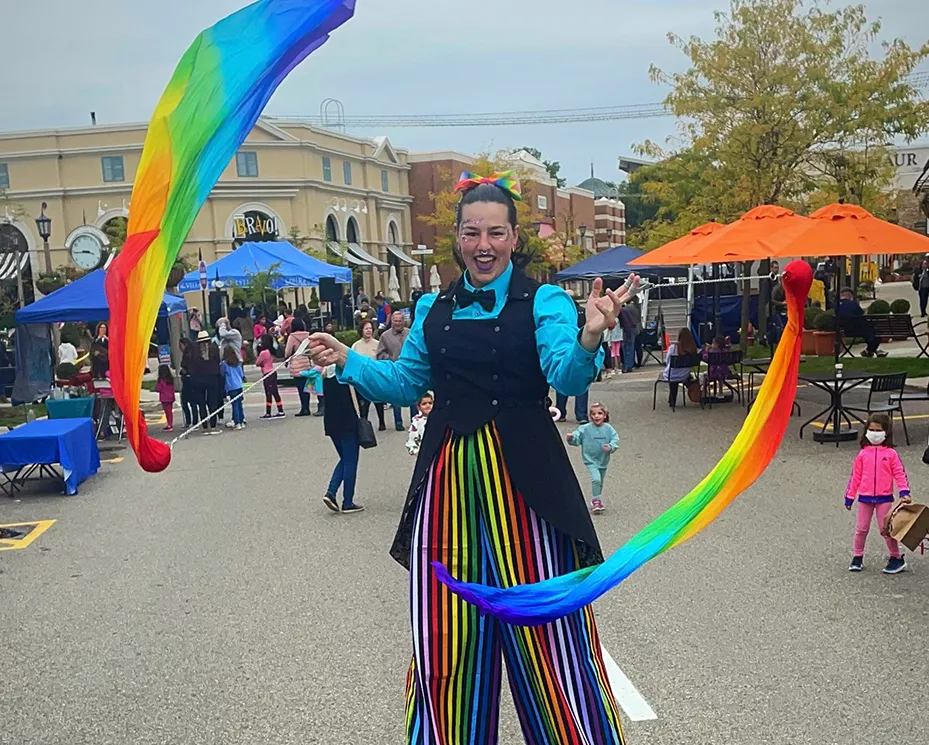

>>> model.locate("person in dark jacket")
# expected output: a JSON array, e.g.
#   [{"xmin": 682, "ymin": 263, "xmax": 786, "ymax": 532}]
[
  {"xmin": 320, "ymin": 361, "xmax": 363, "ymax": 514},
  {"xmin": 913, "ymin": 259, "xmax": 929, "ymax": 316},
  {"xmin": 837, "ymin": 287, "xmax": 886, "ymax": 358}
]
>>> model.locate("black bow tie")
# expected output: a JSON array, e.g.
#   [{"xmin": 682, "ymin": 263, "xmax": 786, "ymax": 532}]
[{"xmin": 456, "ymin": 286, "xmax": 496, "ymax": 312}]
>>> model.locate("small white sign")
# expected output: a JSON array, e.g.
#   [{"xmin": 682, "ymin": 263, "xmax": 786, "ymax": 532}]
[{"xmin": 412, "ymin": 245, "xmax": 433, "ymax": 255}]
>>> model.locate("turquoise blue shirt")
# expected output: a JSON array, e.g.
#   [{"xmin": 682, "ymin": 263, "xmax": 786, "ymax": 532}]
[
  {"xmin": 339, "ymin": 263, "xmax": 603, "ymax": 406},
  {"xmin": 567, "ymin": 422, "xmax": 620, "ymax": 467}
]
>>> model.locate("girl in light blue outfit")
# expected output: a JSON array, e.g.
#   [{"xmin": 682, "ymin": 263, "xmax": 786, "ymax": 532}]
[{"xmin": 566, "ymin": 402, "xmax": 619, "ymax": 513}]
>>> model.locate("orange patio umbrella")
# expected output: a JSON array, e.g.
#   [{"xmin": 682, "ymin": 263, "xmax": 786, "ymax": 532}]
[
  {"xmin": 627, "ymin": 222, "xmax": 726, "ymax": 267},
  {"xmin": 776, "ymin": 202, "xmax": 929, "ymax": 257},
  {"xmin": 682, "ymin": 205, "xmax": 813, "ymax": 265}
]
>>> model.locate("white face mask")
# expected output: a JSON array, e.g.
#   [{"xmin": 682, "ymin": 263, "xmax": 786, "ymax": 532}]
[{"xmin": 865, "ymin": 430, "xmax": 886, "ymax": 445}]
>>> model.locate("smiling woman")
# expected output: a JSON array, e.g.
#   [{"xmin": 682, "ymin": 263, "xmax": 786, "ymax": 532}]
[{"xmin": 308, "ymin": 169, "xmax": 642, "ymax": 744}]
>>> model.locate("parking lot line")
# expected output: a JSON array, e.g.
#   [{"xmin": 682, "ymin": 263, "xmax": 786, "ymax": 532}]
[{"xmin": 600, "ymin": 645, "xmax": 658, "ymax": 722}]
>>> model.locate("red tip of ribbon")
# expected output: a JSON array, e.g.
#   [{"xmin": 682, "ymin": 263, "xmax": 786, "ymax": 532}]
[{"xmin": 134, "ymin": 411, "xmax": 172, "ymax": 472}]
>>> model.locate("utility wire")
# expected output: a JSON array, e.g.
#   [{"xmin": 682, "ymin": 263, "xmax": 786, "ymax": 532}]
[{"xmin": 270, "ymin": 72, "xmax": 929, "ymax": 129}]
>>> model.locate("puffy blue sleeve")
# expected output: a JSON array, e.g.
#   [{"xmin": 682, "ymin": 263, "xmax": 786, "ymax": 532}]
[
  {"xmin": 337, "ymin": 294, "xmax": 435, "ymax": 406},
  {"xmin": 534, "ymin": 285, "xmax": 602, "ymax": 396}
]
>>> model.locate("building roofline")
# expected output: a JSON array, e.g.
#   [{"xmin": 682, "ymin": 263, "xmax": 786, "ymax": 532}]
[{"xmin": 407, "ymin": 150, "xmax": 475, "ymax": 164}]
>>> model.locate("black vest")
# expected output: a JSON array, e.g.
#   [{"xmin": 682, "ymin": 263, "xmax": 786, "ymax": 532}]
[{"xmin": 389, "ymin": 268, "xmax": 603, "ymax": 570}]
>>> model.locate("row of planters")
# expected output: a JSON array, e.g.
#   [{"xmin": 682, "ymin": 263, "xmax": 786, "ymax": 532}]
[{"xmin": 803, "ymin": 299, "xmax": 912, "ymax": 356}]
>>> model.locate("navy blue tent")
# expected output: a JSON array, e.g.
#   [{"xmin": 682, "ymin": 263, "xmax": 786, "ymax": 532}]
[
  {"xmin": 15, "ymin": 269, "xmax": 186, "ymax": 324},
  {"xmin": 554, "ymin": 245, "xmax": 663, "ymax": 281},
  {"xmin": 178, "ymin": 241, "xmax": 351, "ymax": 292}
]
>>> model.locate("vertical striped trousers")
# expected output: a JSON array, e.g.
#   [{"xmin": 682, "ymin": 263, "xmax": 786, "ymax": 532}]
[{"xmin": 406, "ymin": 424, "xmax": 626, "ymax": 745}]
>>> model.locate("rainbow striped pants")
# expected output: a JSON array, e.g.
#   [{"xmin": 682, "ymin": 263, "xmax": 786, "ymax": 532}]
[{"xmin": 405, "ymin": 424, "xmax": 626, "ymax": 745}]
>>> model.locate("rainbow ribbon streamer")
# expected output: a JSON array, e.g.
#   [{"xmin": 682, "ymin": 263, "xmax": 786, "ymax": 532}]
[
  {"xmin": 435, "ymin": 260, "xmax": 813, "ymax": 626},
  {"xmin": 105, "ymin": 0, "xmax": 355, "ymax": 472}
]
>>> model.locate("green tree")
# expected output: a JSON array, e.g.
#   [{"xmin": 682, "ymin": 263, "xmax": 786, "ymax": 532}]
[
  {"xmin": 641, "ymin": 0, "xmax": 929, "ymax": 340},
  {"xmin": 650, "ymin": 0, "xmax": 928, "ymax": 212},
  {"xmin": 103, "ymin": 217, "xmax": 128, "ymax": 251}
]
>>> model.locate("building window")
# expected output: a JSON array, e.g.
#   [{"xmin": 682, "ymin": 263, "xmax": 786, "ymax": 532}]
[
  {"xmin": 381, "ymin": 169, "xmax": 389, "ymax": 192},
  {"xmin": 236, "ymin": 151, "xmax": 259, "ymax": 177},
  {"xmin": 343, "ymin": 161, "xmax": 352, "ymax": 185},
  {"xmin": 322, "ymin": 156, "xmax": 332, "ymax": 182},
  {"xmin": 0, "ymin": 163, "xmax": 8, "ymax": 190},
  {"xmin": 101, "ymin": 156, "xmax": 125, "ymax": 183},
  {"xmin": 537, "ymin": 194, "xmax": 548, "ymax": 211}
]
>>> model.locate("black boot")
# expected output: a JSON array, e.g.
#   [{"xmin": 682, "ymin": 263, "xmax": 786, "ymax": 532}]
[{"xmin": 314, "ymin": 398, "xmax": 325, "ymax": 417}]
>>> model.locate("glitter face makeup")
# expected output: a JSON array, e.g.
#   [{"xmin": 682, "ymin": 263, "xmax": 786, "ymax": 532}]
[{"xmin": 456, "ymin": 201, "xmax": 516, "ymax": 287}]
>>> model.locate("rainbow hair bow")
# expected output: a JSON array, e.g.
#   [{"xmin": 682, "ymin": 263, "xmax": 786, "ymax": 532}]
[{"xmin": 454, "ymin": 171, "xmax": 522, "ymax": 201}]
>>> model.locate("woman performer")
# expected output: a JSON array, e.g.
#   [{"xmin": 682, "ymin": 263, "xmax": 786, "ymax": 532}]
[{"xmin": 309, "ymin": 172, "xmax": 635, "ymax": 745}]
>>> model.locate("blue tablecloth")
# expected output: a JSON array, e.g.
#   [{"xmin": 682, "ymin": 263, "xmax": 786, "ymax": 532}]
[
  {"xmin": 46, "ymin": 397, "xmax": 95, "ymax": 420},
  {"xmin": 0, "ymin": 418, "xmax": 100, "ymax": 495}
]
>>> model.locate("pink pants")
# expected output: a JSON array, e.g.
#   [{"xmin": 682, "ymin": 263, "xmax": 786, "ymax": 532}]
[{"xmin": 853, "ymin": 501, "xmax": 901, "ymax": 558}]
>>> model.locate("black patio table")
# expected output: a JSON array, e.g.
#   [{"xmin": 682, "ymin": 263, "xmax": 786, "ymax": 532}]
[{"xmin": 798, "ymin": 372, "xmax": 873, "ymax": 446}]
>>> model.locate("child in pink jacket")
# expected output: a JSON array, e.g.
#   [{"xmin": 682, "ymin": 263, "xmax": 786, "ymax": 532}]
[{"xmin": 845, "ymin": 413, "xmax": 912, "ymax": 574}]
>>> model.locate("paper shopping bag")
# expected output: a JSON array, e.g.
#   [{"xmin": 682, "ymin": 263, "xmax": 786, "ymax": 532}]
[{"xmin": 884, "ymin": 502, "xmax": 929, "ymax": 552}]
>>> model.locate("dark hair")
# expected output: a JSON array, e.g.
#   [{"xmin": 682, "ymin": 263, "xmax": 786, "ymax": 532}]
[
  {"xmin": 677, "ymin": 328, "xmax": 699, "ymax": 355},
  {"xmin": 290, "ymin": 318, "xmax": 306, "ymax": 333},
  {"xmin": 453, "ymin": 182, "xmax": 532, "ymax": 271},
  {"xmin": 359, "ymin": 318, "xmax": 376, "ymax": 333},
  {"xmin": 259, "ymin": 333, "xmax": 274, "ymax": 352},
  {"xmin": 418, "ymin": 392, "xmax": 434, "ymax": 407},
  {"xmin": 860, "ymin": 413, "xmax": 894, "ymax": 448},
  {"xmin": 222, "ymin": 345, "xmax": 240, "ymax": 366},
  {"xmin": 713, "ymin": 335, "xmax": 728, "ymax": 348},
  {"xmin": 96, "ymin": 322, "xmax": 108, "ymax": 336},
  {"xmin": 157, "ymin": 364, "xmax": 174, "ymax": 385}
]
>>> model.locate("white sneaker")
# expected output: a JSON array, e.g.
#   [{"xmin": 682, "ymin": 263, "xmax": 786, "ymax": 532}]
[
  {"xmin": 225, "ymin": 421, "xmax": 236, "ymax": 429},
  {"xmin": 234, "ymin": 423, "xmax": 245, "ymax": 430}
]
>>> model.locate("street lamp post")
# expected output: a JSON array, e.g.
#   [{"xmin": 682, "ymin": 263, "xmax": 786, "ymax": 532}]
[
  {"xmin": 606, "ymin": 226, "xmax": 613, "ymax": 249},
  {"xmin": 578, "ymin": 224, "xmax": 587, "ymax": 252},
  {"xmin": 35, "ymin": 202, "xmax": 52, "ymax": 274}
]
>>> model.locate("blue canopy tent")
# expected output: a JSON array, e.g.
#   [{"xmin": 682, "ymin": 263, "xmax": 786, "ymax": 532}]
[
  {"xmin": 177, "ymin": 241, "xmax": 351, "ymax": 292},
  {"xmin": 554, "ymin": 245, "xmax": 669, "ymax": 281},
  {"xmin": 15, "ymin": 269, "xmax": 186, "ymax": 324},
  {"xmin": 11, "ymin": 270, "xmax": 187, "ymax": 405}
]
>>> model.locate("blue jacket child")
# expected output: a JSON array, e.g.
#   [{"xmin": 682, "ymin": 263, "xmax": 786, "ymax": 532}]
[{"xmin": 566, "ymin": 402, "xmax": 619, "ymax": 513}]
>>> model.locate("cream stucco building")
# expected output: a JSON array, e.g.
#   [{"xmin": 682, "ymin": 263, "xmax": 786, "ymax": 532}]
[{"xmin": 0, "ymin": 117, "xmax": 422, "ymax": 303}]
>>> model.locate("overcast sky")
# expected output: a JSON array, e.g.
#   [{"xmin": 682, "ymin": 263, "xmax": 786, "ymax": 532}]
[{"xmin": 4, "ymin": 0, "xmax": 928, "ymax": 184}]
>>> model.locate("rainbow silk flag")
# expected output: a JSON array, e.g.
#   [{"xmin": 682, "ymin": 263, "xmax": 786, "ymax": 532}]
[
  {"xmin": 105, "ymin": 0, "xmax": 355, "ymax": 471},
  {"xmin": 435, "ymin": 260, "xmax": 814, "ymax": 626}
]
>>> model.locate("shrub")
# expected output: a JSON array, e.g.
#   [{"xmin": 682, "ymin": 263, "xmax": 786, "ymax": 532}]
[
  {"xmin": 335, "ymin": 330, "xmax": 359, "ymax": 347},
  {"xmin": 59, "ymin": 322, "xmax": 81, "ymax": 346},
  {"xmin": 56, "ymin": 362, "xmax": 79, "ymax": 380},
  {"xmin": 389, "ymin": 300, "xmax": 412, "ymax": 312},
  {"xmin": 890, "ymin": 298, "xmax": 911, "ymax": 314},
  {"xmin": 803, "ymin": 307, "xmax": 823, "ymax": 328},
  {"xmin": 814, "ymin": 309, "xmax": 837, "ymax": 332},
  {"xmin": 867, "ymin": 299, "xmax": 891, "ymax": 315}
]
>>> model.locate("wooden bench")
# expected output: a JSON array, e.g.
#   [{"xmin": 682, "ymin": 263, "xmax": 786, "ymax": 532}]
[{"xmin": 836, "ymin": 314, "xmax": 929, "ymax": 359}]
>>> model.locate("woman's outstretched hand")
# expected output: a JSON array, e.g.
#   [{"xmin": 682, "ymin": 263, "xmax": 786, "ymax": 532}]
[
  {"xmin": 308, "ymin": 332, "xmax": 349, "ymax": 369},
  {"xmin": 580, "ymin": 275, "xmax": 639, "ymax": 351}
]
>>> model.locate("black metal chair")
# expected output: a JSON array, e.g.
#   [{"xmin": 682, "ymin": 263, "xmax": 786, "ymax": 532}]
[
  {"xmin": 844, "ymin": 372, "xmax": 910, "ymax": 445},
  {"xmin": 653, "ymin": 353, "xmax": 702, "ymax": 411},
  {"xmin": 701, "ymin": 350, "xmax": 745, "ymax": 407}
]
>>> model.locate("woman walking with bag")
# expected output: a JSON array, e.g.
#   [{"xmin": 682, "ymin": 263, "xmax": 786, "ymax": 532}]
[
  {"xmin": 320, "ymin": 359, "xmax": 364, "ymax": 515},
  {"xmin": 309, "ymin": 171, "xmax": 636, "ymax": 744}
]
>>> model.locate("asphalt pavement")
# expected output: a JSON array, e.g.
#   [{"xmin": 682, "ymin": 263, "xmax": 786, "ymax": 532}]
[{"xmin": 3, "ymin": 377, "xmax": 929, "ymax": 744}]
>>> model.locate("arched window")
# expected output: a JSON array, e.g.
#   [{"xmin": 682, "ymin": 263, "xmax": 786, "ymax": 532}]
[
  {"xmin": 325, "ymin": 215, "xmax": 340, "ymax": 243},
  {"xmin": 346, "ymin": 217, "xmax": 359, "ymax": 244},
  {"xmin": 388, "ymin": 221, "xmax": 399, "ymax": 245}
]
